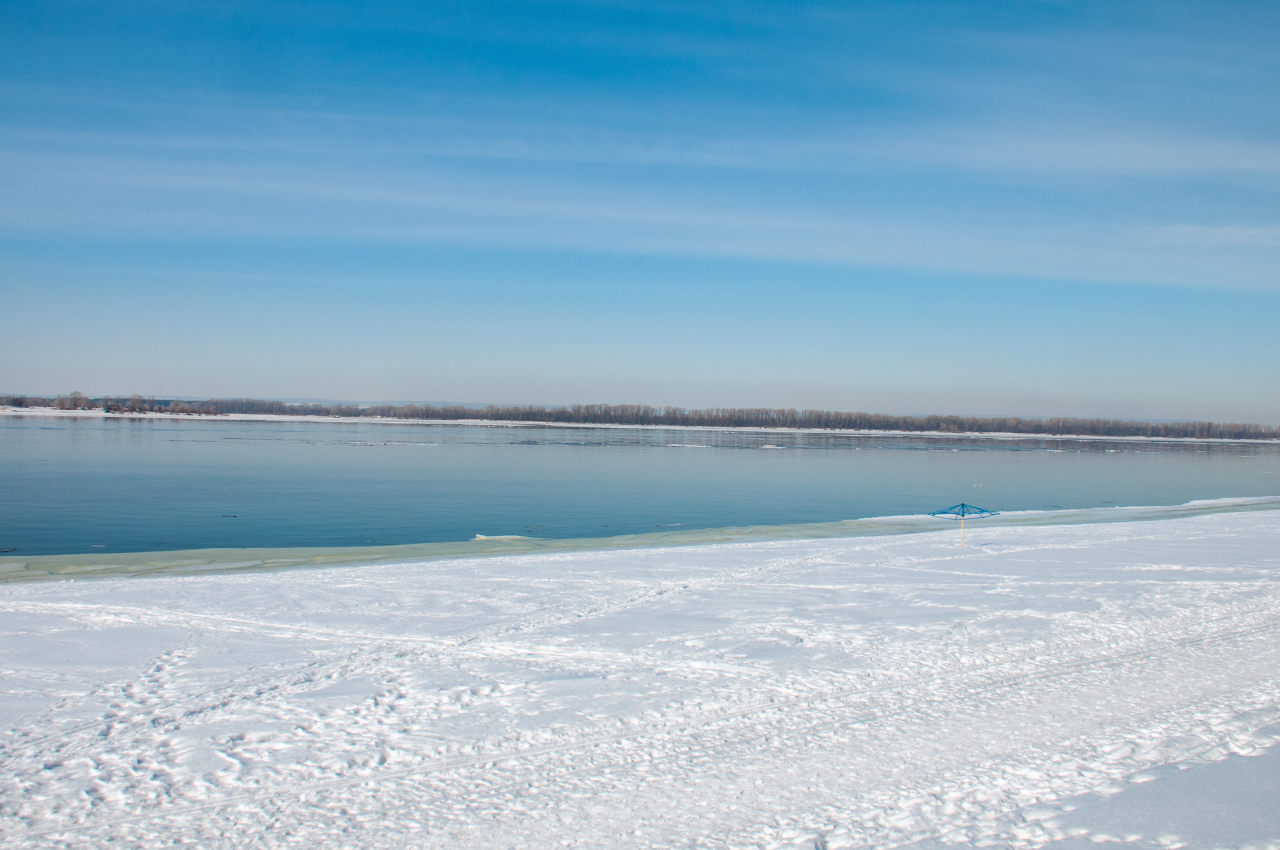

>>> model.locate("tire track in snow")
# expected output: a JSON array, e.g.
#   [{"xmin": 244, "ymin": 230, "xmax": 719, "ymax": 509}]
[
  {"xmin": 5, "ymin": 576, "xmax": 1275, "ymax": 772},
  {"xmin": 11, "ymin": 593, "xmax": 1280, "ymax": 845}
]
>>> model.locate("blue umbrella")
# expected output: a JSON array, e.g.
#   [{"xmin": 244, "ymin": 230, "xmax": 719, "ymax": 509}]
[{"xmin": 929, "ymin": 503, "xmax": 999, "ymax": 548}]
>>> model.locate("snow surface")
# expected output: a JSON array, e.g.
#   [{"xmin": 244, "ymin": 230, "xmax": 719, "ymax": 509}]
[{"xmin": 2, "ymin": 510, "xmax": 1280, "ymax": 849}]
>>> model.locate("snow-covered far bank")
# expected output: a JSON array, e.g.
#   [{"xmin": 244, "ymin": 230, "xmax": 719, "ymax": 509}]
[
  {"xmin": 4, "ymin": 406, "xmax": 1278, "ymax": 445},
  {"xmin": 2, "ymin": 512, "xmax": 1280, "ymax": 849}
]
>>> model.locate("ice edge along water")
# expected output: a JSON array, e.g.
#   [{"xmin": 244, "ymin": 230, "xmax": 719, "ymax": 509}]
[
  {"xmin": 4, "ymin": 496, "xmax": 1279, "ymax": 584},
  {"xmin": 2, "ymin": 504, "xmax": 1280, "ymax": 849}
]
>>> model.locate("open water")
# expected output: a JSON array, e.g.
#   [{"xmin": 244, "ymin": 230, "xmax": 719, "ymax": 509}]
[{"xmin": 2, "ymin": 414, "xmax": 1278, "ymax": 563}]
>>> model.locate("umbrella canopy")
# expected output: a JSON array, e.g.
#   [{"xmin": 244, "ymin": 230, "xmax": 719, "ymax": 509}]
[
  {"xmin": 928, "ymin": 503, "xmax": 998, "ymax": 547},
  {"xmin": 928, "ymin": 503, "xmax": 998, "ymax": 520}
]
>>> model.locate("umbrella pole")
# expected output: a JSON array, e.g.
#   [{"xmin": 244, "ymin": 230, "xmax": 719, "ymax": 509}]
[{"xmin": 961, "ymin": 517, "xmax": 965, "ymax": 548}]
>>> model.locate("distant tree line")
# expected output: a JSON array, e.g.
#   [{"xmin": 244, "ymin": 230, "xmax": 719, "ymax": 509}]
[
  {"xmin": 3, "ymin": 393, "xmax": 1278, "ymax": 440},
  {"xmin": 2, "ymin": 393, "xmax": 217, "ymax": 414}
]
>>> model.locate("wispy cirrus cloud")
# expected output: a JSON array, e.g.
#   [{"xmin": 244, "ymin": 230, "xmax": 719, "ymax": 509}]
[
  {"xmin": 1144, "ymin": 224, "xmax": 1280, "ymax": 247},
  {"xmin": 5, "ymin": 134, "xmax": 1279, "ymax": 291}
]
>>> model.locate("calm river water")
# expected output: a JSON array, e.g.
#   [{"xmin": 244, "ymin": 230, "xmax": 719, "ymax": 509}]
[{"xmin": 2, "ymin": 414, "xmax": 1278, "ymax": 556}]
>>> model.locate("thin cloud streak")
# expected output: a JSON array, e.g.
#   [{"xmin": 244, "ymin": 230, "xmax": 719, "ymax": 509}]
[
  {"xmin": 6, "ymin": 85, "xmax": 1280, "ymax": 178},
  {"xmin": 4, "ymin": 138, "xmax": 1279, "ymax": 290},
  {"xmin": 2, "ymin": 202, "xmax": 1274, "ymax": 294},
  {"xmin": 1145, "ymin": 224, "xmax": 1280, "ymax": 248}
]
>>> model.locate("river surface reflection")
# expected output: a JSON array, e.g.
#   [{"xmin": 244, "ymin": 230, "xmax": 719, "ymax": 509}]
[{"xmin": 2, "ymin": 415, "xmax": 1278, "ymax": 556}]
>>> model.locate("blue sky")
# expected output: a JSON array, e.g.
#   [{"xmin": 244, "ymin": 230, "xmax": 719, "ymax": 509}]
[{"xmin": 2, "ymin": 1, "xmax": 1278, "ymax": 422}]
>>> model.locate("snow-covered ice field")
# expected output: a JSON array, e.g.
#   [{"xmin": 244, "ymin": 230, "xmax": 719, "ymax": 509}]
[{"xmin": 3, "ymin": 508, "xmax": 1279, "ymax": 849}]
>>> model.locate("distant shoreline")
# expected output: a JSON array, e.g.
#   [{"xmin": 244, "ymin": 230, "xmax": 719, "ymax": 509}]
[
  {"xmin": 5, "ymin": 405, "xmax": 1279, "ymax": 445},
  {"xmin": 8, "ymin": 394, "xmax": 1276, "ymax": 440}
]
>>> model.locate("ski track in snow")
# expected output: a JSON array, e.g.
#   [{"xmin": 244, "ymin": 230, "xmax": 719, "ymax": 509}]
[{"xmin": 1, "ymin": 513, "xmax": 1279, "ymax": 849}]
